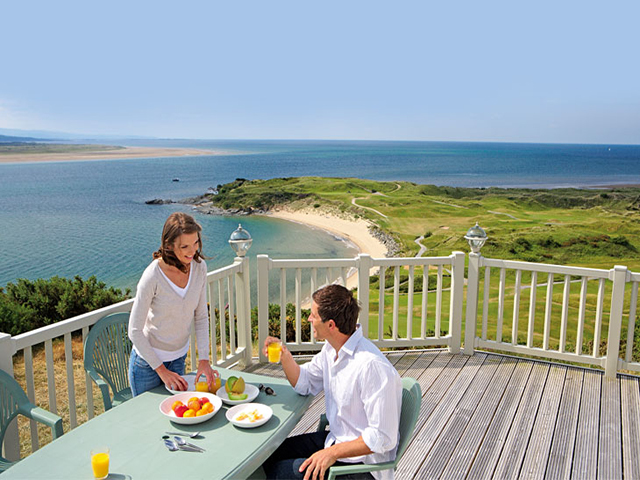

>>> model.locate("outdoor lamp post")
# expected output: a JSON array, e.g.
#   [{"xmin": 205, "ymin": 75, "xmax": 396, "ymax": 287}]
[
  {"xmin": 464, "ymin": 222, "xmax": 487, "ymax": 253},
  {"xmin": 229, "ymin": 224, "xmax": 253, "ymax": 257}
]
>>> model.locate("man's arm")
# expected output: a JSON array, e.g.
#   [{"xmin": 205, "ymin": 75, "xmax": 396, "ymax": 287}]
[{"xmin": 299, "ymin": 436, "xmax": 373, "ymax": 480}]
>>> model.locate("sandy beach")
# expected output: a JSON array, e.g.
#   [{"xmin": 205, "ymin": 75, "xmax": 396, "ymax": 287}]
[
  {"xmin": 266, "ymin": 207, "xmax": 388, "ymax": 291},
  {"xmin": 0, "ymin": 146, "xmax": 223, "ymax": 164}
]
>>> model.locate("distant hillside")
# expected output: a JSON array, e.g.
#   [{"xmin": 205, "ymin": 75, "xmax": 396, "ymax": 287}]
[{"xmin": 0, "ymin": 134, "xmax": 51, "ymax": 143}]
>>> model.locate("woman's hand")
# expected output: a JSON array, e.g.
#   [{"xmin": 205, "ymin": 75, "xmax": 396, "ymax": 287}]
[
  {"xmin": 156, "ymin": 365, "xmax": 188, "ymax": 391},
  {"xmin": 196, "ymin": 359, "xmax": 219, "ymax": 389}
]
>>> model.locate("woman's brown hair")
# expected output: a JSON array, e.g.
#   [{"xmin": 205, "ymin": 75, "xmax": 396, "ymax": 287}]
[{"xmin": 153, "ymin": 212, "xmax": 205, "ymax": 273}]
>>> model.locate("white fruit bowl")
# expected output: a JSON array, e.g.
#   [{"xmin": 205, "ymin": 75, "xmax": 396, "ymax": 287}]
[{"xmin": 159, "ymin": 392, "xmax": 222, "ymax": 425}]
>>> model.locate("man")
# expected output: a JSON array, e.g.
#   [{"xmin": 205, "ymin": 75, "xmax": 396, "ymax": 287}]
[{"xmin": 263, "ymin": 284, "xmax": 403, "ymax": 480}]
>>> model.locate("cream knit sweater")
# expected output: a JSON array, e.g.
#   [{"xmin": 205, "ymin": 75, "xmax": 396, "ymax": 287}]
[{"xmin": 128, "ymin": 259, "xmax": 210, "ymax": 370}]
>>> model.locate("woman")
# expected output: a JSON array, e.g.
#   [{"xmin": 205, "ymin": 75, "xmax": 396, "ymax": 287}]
[{"xmin": 128, "ymin": 212, "xmax": 217, "ymax": 396}]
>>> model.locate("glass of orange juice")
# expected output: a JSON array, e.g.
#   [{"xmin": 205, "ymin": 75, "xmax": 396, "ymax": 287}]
[
  {"xmin": 90, "ymin": 447, "xmax": 110, "ymax": 480},
  {"xmin": 267, "ymin": 341, "xmax": 282, "ymax": 363}
]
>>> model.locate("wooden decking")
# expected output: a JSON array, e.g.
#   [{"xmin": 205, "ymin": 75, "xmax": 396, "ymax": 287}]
[{"xmin": 238, "ymin": 349, "xmax": 640, "ymax": 479}]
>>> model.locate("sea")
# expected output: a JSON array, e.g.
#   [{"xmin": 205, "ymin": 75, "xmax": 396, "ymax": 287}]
[{"xmin": 1, "ymin": 140, "xmax": 639, "ymax": 292}]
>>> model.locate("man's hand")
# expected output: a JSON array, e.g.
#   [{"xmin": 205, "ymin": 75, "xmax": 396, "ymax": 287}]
[{"xmin": 299, "ymin": 447, "xmax": 338, "ymax": 480}]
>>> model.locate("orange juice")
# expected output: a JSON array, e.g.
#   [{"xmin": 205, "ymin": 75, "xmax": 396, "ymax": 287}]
[
  {"xmin": 91, "ymin": 450, "xmax": 109, "ymax": 479},
  {"xmin": 268, "ymin": 342, "xmax": 282, "ymax": 363}
]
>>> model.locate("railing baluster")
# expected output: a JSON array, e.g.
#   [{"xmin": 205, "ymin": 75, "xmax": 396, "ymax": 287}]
[
  {"xmin": 295, "ymin": 268, "xmax": 302, "ymax": 344},
  {"xmin": 24, "ymin": 346, "xmax": 39, "ymax": 450},
  {"xmin": 512, "ymin": 270, "xmax": 522, "ymax": 345},
  {"xmin": 482, "ymin": 266, "xmax": 490, "ymax": 340},
  {"xmin": 44, "ymin": 339, "xmax": 57, "ymax": 415},
  {"xmin": 544, "ymin": 273, "xmax": 554, "ymax": 351},
  {"xmin": 64, "ymin": 333, "xmax": 77, "ymax": 429},
  {"xmin": 626, "ymin": 281, "xmax": 639, "ymax": 362},
  {"xmin": 218, "ymin": 278, "xmax": 227, "ymax": 360},
  {"xmin": 527, "ymin": 271, "xmax": 537, "ymax": 348},
  {"xmin": 378, "ymin": 266, "xmax": 386, "ymax": 340},
  {"xmin": 82, "ymin": 326, "xmax": 94, "ymax": 420},
  {"xmin": 559, "ymin": 275, "xmax": 571, "ymax": 353},
  {"xmin": 207, "ymin": 280, "xmax": 218, "ymax": 364},
  {"xmin": 593, "ymin": 278, "xmax": 605, "ymax": 357},
  {"xmin": 392, "ymin": 266, "xmax": 400, "ymax": 340},
  {"xmin": 576, "ymin": 277, "xmax": 588, "ymax": 355},
  {"xmin": 421, "ymin": 266, "xmax": 428, "ymax": 339},
  {"xmin": 227, "ymin": 277, "xmax": 236, "ymax": 354},
  {"xmin": 496, "ymin": 268, "xmax": 506, "ymax": 343},
  {"xmin": 407, "ymin": 265, "xmax": 414, "ymax": 340},
  {"xmin": 279, "ymin": 269, "xmax": 287, "ymax": 342},
  {"xmin": 310, "ymin": 267, "xmax": 317, "ymax": 343},
  {"xmin": 435, "ymin": 265, "xmax": 443, "ymax": 338},
  {"xmin": 341, "ymin": 267, "xmax": 348, "ymax": 286}
]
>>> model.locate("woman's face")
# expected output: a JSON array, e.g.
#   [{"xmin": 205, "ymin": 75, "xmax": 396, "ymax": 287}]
[{"xmin": 171, "ymin": 232, "xmax": 200, "ymax": 267}]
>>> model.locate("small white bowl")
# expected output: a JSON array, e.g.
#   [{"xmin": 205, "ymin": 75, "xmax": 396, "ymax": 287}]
[
  {"xmin": 165, "ymin": 373, "xmax": 198, "ymax": 394},
  {"xmin": 226, "ymin": 403, "xmax": 273, "ymax": 428},
  {"xmin": 217, "ymin": 384, "xmax": 260, "ymax": 405},
  {"xmin": 159, "ymin": 392, "xmax": 222, "ymax": 425}
]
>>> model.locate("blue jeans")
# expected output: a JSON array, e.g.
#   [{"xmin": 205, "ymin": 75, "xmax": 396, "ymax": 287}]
[
  {"xmin": 263, "ymin": 431, "xmax": 374, "ymax": 480},
  {"xmin": 128, "ymin": 349, "xmax": 186, "ymax": 397}
]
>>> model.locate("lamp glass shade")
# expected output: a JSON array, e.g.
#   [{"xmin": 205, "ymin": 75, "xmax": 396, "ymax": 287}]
[
  {"xmin": 229, "ymin": 224, "xmax": 252, "ymax": 257},
  {"xmin": 464, "ymin": 223, "xmax": 487, "ymax": 253}
]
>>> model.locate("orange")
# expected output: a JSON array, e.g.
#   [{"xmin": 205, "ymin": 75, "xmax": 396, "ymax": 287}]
[
  {"xmin": 171, "ymin": 400, "xmax": 184, "ymax": 412},
  {"xmin": 188, "ymin": 399, "xmax": 201, "ymax": 412},
  {"xmin": 183, "ymin": 409, "xmax": 196, "ymax": 418},
  {"xmin": 201, "ymin": 402, "xmax": 214, "ymax": 414},
  {"xmin": 188, "ymin": 397, "xmax": 200, "ymax": 404},
  {"xmin": 195, "ymin": 409, "xmax": 207, "ymax": 416}
]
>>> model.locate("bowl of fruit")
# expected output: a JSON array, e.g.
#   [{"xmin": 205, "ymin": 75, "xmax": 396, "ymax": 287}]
[
  {"xmin": 159, "ymin": 391, "xmax": 223, "ymax": 425},
  {"xmin": 217, "ymin": 376, "xmax": 260, "ymax": 405}
]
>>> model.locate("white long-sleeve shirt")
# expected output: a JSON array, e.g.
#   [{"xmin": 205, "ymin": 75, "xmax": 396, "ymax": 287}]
[
  {"xmin": 294, "ymin": 326, "xmax": 402, "ymax": 480},
  {"xmin": 128, "ymin": 259, "xmax": 210, "ymax": 370}
]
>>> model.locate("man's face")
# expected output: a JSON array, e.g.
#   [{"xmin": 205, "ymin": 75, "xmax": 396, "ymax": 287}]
[{"xmin": 309, "ymin": 301, "xmax": 330, "ymax": 341}]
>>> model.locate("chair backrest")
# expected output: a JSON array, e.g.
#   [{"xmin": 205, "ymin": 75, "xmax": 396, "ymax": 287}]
[
  {"xmin": 0, "ymin": 369, "xmax": 30, "ymax": 448},
  {"xmin": 396, "ymin": 377, "xmax": 422, "ymax": 462},
  {"xmin": 83, "ymin": 312, "xmax": 132, "ymax": 406}
]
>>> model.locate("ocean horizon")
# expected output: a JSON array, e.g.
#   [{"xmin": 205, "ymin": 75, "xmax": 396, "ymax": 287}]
[{"xmin": 1, "ymin": 139, "xmax": 639, "ymax": 292}]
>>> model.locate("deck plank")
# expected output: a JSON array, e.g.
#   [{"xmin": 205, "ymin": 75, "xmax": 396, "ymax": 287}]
[
  {"xmin": 572, "ymin": 369, "xmax": 601, "ymax": 480},
  {"xmin": 545, "ymin": 367, "xmax": 583, "ymax": 480},
  {"xmin": 599, "ymin": 376, "xmax": 623, "ymax": 479},
  {"xmin": 395, "ymin": 352, "xmax": 470, "ymax": 478},
  {"xmin": 439, "ymin": 357, "xmax": 518, "ymax": 479},
  {"xmin": 465, "ymin": 359, "xmax": 537, "ymax": 480},
  {"xmin": 621, "ymin": 375, "xmax": 640, "ymax": 479},
  {"xmin": 519, "ymin": 364, "xmax": 566, "ymax": 479},
  {"xmin": 416, "ymin": 355, "xmax": 502, "ymax": 479}
]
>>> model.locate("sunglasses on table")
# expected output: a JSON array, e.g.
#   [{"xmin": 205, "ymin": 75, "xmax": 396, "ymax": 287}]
[{"xmin": 258, "ymin": 384, "xmax": 276, "ymax": 396}]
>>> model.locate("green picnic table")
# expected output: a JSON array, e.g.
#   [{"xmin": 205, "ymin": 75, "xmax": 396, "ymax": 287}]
[{"xmin": 2, "ymin": 367, "xmax": 313, "ymax": 479}]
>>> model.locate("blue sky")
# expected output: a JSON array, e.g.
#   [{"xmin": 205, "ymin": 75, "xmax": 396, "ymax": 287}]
[{"xmin": 1, "ymin": 1, "xmax": 639, "ymax": 144}]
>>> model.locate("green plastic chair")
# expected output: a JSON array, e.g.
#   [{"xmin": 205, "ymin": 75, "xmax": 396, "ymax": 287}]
[
  {"xmin": 0, "ymin": 368, "xmax": 63, "ymax": 473},
  {"xmin": 84, "ymin": 312, "xmax": 133, "ymax": 411},
  {"xmin": 317, "ymin": 377, "xmax": 422, "ymax": 480}
]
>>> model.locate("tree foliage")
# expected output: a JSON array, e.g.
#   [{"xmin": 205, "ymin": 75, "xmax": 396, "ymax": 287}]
[{"xmin": 0, "ymin": 276, "xmax": 131, "ymax": 336}]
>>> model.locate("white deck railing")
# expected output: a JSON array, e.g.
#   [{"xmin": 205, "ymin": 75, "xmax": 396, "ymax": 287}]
[{"xmin": 1, "ymin": 251, "xmax": 638, "ymax": 460}]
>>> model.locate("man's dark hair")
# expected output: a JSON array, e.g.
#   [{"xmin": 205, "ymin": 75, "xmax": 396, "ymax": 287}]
[{"xmin": 312, "ymin": 284, "xmax": 360, "ymax": 335}]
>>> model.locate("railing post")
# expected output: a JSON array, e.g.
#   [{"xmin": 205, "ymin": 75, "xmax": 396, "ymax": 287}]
[
  {"xmin": 257, "ymin": 255, "xmax": 270, "ymax": 363},
  {"xmin": 605, "ymin": 265, "xmax": 628, "ymax": 378},
  {"xmin": 357, "ymin": 254, "xmax": 373, "ymax": 338},
  {"xmin": 234, "ymin": 256, "xmax": 253, "ymax": 368},
  {"xmin": 448, "ymin": 251, "xmax": 465, "ymax": 354},
  {"xmin": 464, "ymin": 252, "xmax": 481, "ymax": 355},
  {"xmin": 0, "ymin": 332, "xmax": 20, "ymax": 461}
]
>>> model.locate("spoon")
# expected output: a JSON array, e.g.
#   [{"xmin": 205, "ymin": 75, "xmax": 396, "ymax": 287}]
[
  {"xmin": 173, "ymin": 436, "xmax": 206, "ymax": 452},
  {"xmin": 165, "ymin": 431, "xmax": 201, "ymax": 438},
  {"xmin": 163, "ymin": 438, "xmax": 179, "ymax": 452},
  {"xmin": 162, "ymin": 436, "xmax": 202, "ymax": 453}
]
